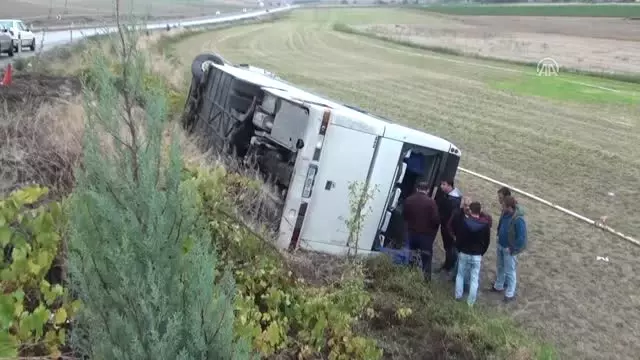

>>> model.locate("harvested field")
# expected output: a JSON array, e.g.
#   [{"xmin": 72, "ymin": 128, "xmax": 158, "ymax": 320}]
[
  {"xmin": 174, "ymin": 8, "xmax": 640, "ymax": 360},
  {"xmin": 3, "ymin": 0, "xmax": 252, "ymax": 29},
  {"xmin": 421, "ymin": 3, "xmax": 640, "ymax": 17},
  {"xmin": 359, "ymin": 14, "xmax": 640, "ymax": 74}
]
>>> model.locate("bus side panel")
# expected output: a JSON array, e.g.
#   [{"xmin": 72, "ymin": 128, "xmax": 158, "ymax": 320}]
[
  {"xmin": 298, "ymin": 124, "xmax": 378, "ymax": 254},
  {"xmin": 358, "ymin": 138, "xmax": 404, "ymax": 252},
  {"xmin": 275, "ymin": 105, "xmax": 325, "ymax": 250}
]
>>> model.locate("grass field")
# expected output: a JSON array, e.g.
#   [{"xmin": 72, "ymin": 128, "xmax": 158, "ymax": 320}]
[
  {"xmin": 173, "ymin": 8, "xmax": 640, "ymax": 360},
  {"xmin": 421, "ymin": 3, "xmax": 640, "ymax": 17}
]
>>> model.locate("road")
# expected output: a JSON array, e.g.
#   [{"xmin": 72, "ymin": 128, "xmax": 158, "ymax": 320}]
[{"xmin": 0, "ymin": 5, "xmax": 297, "ymax": 66}]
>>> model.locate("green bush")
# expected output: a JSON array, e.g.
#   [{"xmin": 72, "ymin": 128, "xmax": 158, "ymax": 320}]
[
  {"xmin": 66, "ymin": 33, "xmax": 253, "ymax": 359},
  {"xmin": 0, "ymin": 186, "xmax": 80, "ymax": 358},
  {"xmin": 187, "ymin": 166, "xmax": 383, "ymax": 360}
]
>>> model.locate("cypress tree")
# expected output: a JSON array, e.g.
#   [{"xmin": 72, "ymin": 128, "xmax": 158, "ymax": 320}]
[{"xmin": 66, "ymin": 27, "xmax": 252, "ymax": 360}]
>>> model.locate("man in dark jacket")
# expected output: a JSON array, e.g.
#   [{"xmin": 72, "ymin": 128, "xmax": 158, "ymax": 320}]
[
  {"xmin": 403, "ymin": 181, "xmax": 440, "ymax": 281},
  {"xmin": 452, "ymin": 201, "xmax": 492, "ymax": 306},
  {"xmin": 434, "ymin": 178, "xmax": 462, "ymax": 274}
]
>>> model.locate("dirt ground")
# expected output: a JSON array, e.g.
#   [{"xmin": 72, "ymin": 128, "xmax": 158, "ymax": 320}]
[
  {"xmin": 4, "ymin": 0, "xmax": 254, "ymax": 29},
  {"xmin": 173, "ymin": 8, "xmax": 640, "ymax": 359},
  {"xmin": 0, "ymin": 72, "xmax": 83, "ymax": 194},
  {"xmin": 361, "ymin": 15, "xmax": 640, "ymax": 74},
  {"xmin": 0, "ymin": 72, "xmax": 80, "ymax": 109}
]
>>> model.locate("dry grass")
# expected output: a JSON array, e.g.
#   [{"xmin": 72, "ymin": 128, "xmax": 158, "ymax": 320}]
[
  {"xmin": 171, "ymin": 8, "xmax": 640, "ymax": 360},
  {"xmin": 0, "ymin": 27, "xmax": 194, "ymax": 196},
  {"xmin": 0, "ymin": 84, "xmax": 84, "ymax": 196}
]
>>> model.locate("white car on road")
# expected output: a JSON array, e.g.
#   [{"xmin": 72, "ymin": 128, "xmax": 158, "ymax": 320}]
[
  {"xmin": 0, "ymin": 26, "xmax": 15, "ymax": 57},
  {"xmin": 0, "ymin": 19, "xmax": 37, "ymax": 52}
]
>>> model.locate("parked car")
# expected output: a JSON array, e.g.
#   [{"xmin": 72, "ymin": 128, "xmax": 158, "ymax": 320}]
[
  {"xmin": 0, "ymin": 19, "xmax": 36, "ymax": 52},
  {"xmin": 0, "ymin": 26, "xmax": 14, "ymax": 57}
]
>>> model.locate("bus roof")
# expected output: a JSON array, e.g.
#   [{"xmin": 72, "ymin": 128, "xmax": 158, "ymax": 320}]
[{"xmin": 212, "ymin": 63, "xmax": 460, "ymax": 156}]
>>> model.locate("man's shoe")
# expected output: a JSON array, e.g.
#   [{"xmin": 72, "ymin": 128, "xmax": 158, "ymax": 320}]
[
  {"xmin": 503, "ymin": 296, "xmax": 516, "ymax": 303},
  {"xmin": 489, "ymin": 284, "xmax": 504, "ymax": 293}
]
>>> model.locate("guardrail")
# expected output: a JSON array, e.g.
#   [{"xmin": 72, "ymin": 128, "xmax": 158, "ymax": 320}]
[
  {"xmin": 30, "ymin": 12, "xmax": 261, "ymax": 33},
  {"xmin": 40, "ymin": 5, "xmax": 299, "ymax": 48}
]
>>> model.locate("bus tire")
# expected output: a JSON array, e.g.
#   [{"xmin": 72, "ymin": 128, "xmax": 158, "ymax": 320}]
[{"xmin": 191, "ymin": 53, "xmax": 225, "ymax": 81}]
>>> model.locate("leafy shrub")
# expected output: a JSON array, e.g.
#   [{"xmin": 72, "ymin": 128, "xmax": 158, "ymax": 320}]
[
  {"xmin": 187, "ymin": 166, "xmax": 384, "ymax": 360},
  {"xmin": 0, "ymin": 185, "xmax": 80, "ymax": 358}
]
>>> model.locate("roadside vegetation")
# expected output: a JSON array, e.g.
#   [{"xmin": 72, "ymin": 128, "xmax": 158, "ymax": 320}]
[{"xmin": 1, "ymin": 11, "xmax": 555, "ymax": 360}]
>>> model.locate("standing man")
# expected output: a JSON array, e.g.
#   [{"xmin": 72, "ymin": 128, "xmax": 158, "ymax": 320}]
[
  {"xmin": 492, "ymin": 195, "xmax": 527, "ymax": 302},
  {"xmin": 452, "ymin": 201, "xmax": 492, "ymax": 306},
  {"xmin": 497, "ymin": 186, "xmax": 512, "ymax": 206},
  {"xmin": 435, "ymin": 178, "xmax": 462, "ymax": 275},
  {"xmin": 447, "ymin": 196, "xmax": 472, "ymax": 282},
  {"xmin": 403, "ymin": 182, "xmax": 440, "ymax": 282}
]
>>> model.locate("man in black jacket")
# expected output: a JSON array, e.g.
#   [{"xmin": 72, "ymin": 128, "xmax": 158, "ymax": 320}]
[
  {"xmin": 452, "ymin": 201, "xmax": 492, "ymax": 306},
  {"xmin": 435, "ymin": 178, "xmax": 462, "ymax": 274},
  {"xmin": 403, "ymin": 182, "xmax": 441, "ymax": 281}
]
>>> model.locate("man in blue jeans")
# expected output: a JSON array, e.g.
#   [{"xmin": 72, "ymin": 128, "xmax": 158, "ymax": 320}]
[
  {"xmin": 452, "ymin": 201, "xmax": 492, "ymax": 306},
  {"xmin": 403, "ymin": 182, "xmax": 441, "ymax": 282},
  {"xmin": 492, "ymin": 195, "xmax": 527, "ymax": 302}
]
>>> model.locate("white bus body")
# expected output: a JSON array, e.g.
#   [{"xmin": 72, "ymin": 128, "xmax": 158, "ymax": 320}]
[{"xmin": 182, "ymin": 53, "xmax": 462, "ymax": 256}]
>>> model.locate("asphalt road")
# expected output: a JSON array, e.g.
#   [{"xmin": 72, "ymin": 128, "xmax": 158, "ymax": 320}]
[{"xmin": 0, "ymin": 6, "xmax": 296, "ymax": 67}]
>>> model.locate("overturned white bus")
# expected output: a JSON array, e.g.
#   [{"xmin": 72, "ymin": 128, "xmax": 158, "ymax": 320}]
[{"xmin": 181, "ymin": 53, "xmax": 462, "ymax": 256}]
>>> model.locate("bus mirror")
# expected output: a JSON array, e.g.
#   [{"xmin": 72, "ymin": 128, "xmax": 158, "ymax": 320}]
[{"xmin": 296, "ymin": 139, "xmax": 304, "ymax": 149}]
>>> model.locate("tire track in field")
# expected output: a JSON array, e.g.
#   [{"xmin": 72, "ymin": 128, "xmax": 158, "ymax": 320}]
[
  {"xmin": 244, "ymin": 19, "xmax": 635, "ymax": 150},
  {"xmin": 234, "ymin": 19, "xmax": 636, "ymax": 236},
  {"xmin": 214, "ymin": 17, "xmax": 640, "ymax": 216},
  {"xmin": 333, "ymin": 29, "xmax": 640, "ymax": 97},
  {"xmin": 324, "ymin": 75, "xmax": 626, "ymax": 200},
  {"xmin": 318, "ymin": 29, "xmax": 640, "ymax": 203},
  {"xmin": 285, "ymin": 29, "xmax": 639, "ymax": 178}
]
